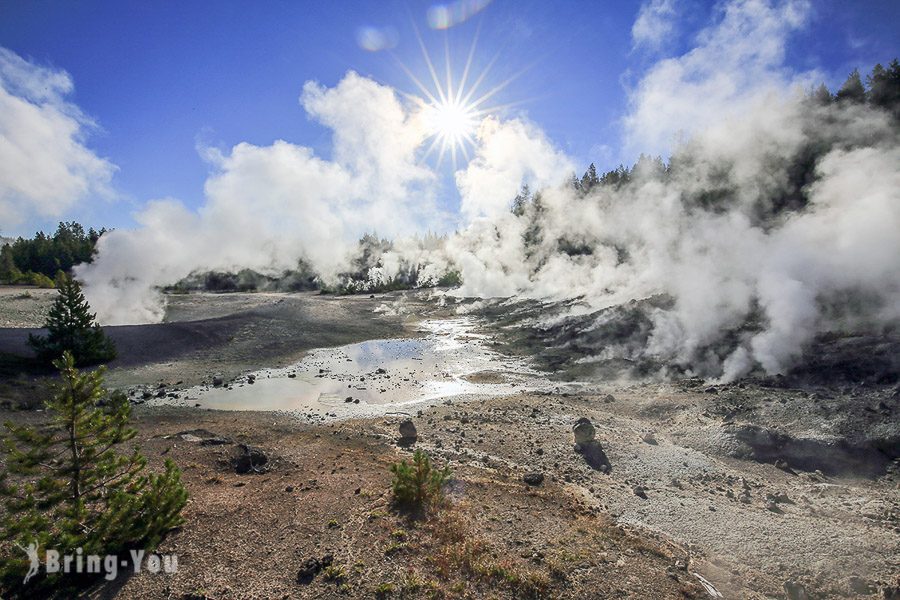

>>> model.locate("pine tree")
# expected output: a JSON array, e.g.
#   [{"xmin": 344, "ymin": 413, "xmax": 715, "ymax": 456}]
[
  {"xmin": 867, "ymin": 59, "xmax": 900, "ymax": 118},
  {"xmin": 568, "ymin": 172, "xmax": 583, "ymax": 194},
  {"xmin": 835, "ymin": 68, "xmax": 866, "ymax": 104},
  {"xmin": 580, "ymin": 163, "xmax": 600, "ymax": 192},
  {"xmin": 0, "ymin": 352, "xmax": 188, "ymax": 592},
  {"xmin": 0, "ymin": 245, "xmax": 21, "ymax": 284},
  {"xmin": 28, "ymin": 274, "xmax": 116, "ymax": 366},
  {"xmin": 810, "ymin": 83, "xmax": 833, "ymax": 106},
  {"xmin": 511, "ymin": 183, "xmax": 531, "ymax": 217}
]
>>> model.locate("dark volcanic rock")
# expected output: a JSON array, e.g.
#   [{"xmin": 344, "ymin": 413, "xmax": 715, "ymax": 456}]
[
  {"xmin": 231, "ymin": 444, "xmax": 269, "ymax": 474},
  {"xmin": 523, "ymin": 472, "xmax": 544, "ymax": 486},
  {"xmin": 573, "ymin": 418, "xmax": 596, "ymax": 444},
  {"xmin": 399, "ymin": 419, "xmax": 417, "ymax": 440},
  {"xmin": 297, "ymin": 554, "xmax": 333, "ymax": 584}
]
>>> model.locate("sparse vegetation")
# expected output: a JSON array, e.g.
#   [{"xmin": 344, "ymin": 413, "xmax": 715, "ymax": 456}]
[
  {"xmin": 321, "ymin": 563, "xmax": 347, "ymax": 583},
  {"xmin": 373, "ymin": 581, "xmax": 395, "ymax": 598},
  {"xmin": 0, "ymin": 352, "xmax": 188, "ymax": 593},
  {"xmin": 389, "ymin": 449, "xmax": 451, "ymax": 511}
]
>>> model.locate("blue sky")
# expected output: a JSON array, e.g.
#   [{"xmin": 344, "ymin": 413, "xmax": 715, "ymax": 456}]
[{"xmin": 0, "ymin": 0, "xmax": 897, "ymax": 237}]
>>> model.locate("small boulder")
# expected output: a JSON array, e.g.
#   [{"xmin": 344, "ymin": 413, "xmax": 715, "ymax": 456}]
[
  {"xmin": 297, "ymin": 554, "xmax": 333, "ymax": 584},
  {"xmin": 231, "ymin": 444, "xmax": 269, "ymax": 474},
  {"xmin": 523, "ymin": 472, "xmax": 544, "ymax": 486},
  {"xmin": 633, "ymin": 485, "xmax": 648, "ymax": 499},
  {"xmin": 399, "ymin": 419, "xmax": 417, "ymax": 440},
  {"xmin": 212, "ymin": 376, "xmax": 224, "ymax": 387},
  {"xmin": 573, "ymin": 418, "xmax": 595, "ymax": 445},
  {"xmin": 783, "ymin": 580, "xmax": 810, "ymax": 600}
]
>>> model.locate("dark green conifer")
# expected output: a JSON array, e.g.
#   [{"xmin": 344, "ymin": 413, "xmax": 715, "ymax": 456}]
[
  {"xmin": 28, "ymin": 274, "xmax": 116, "ymax": 366},
  {"xmin": 0, "ymin": 353, "xmax": 188, "ymax": 592}
]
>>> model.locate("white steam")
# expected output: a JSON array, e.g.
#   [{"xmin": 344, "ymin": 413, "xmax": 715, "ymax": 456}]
[
  {"xmin": 78, "ymin": 72, "xmax": 440, "ymax": 323},
  {"xmin": 75, "ymin": 0, "xmax": 900, "ymax": 381},
  {"xmin": 406, "ymin": 0, "xmax": 900, "ymax": 380}
]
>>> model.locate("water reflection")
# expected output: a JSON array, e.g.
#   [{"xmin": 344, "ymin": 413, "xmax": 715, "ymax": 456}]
[{"xmin": 158, "ymin": 318, "xmax": 538, "ymax": 417}]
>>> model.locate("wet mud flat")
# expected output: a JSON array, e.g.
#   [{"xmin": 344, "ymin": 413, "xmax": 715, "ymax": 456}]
[{"xmin": 141, "ymin": 318, "xmax": 548, "ymax": 419}]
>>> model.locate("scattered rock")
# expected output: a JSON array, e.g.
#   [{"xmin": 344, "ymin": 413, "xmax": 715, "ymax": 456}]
[
  {"xmin": 297, "ymin": 554, "xmax": 333, "ymax": 584},
  {"xmin": 848, "ymin": 575, "xmax": 873, "ymax": 595},
  {"xmin": 523, "ymin": 472, "xmax": 544, "ymax": 486},
  {"xmin": 573, "ymin": 418, "xmax": 596, "ymax": 444},
  {"xmin": 398, "ymin": 419, "xmax": 417, "ymax": 441},
  {"xmin": 774, "ymin": 459, "xmax": 794, "ymax": 472},
  {"xmin": 783, "ymin": 580, "xmax": 810, "ymax": 600},
  {"xmin": 231, "ymin": 444, "xmax": 269, "ymax": 474}
]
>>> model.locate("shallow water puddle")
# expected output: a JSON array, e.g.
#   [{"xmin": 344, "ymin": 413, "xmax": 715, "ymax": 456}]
[{"xmin": 156, "ymin": 318, "xmax": 542, "ymax": 417}]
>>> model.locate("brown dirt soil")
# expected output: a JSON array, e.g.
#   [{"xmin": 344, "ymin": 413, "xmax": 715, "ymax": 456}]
[{"xmin": 58, "ymin": 407, "xmax": 703, "ymax": 599}]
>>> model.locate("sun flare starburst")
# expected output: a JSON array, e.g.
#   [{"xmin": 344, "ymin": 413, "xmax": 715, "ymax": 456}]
[
  {"xmin": 424, "ymin": 98, "xmax": 478, "ymax": 151},
  {"xmin": 392, "ymin": 23, "xmax": 529, "ymax": 170}
]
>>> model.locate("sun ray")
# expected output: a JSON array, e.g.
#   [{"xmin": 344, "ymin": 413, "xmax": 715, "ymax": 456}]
[
  {"xmin": 459, "ymin": 50, "xmax": 501, "ymax": 106},
  {"xmin": 392, "ymin": 21, "xmax": 528, "ymax": 170},
  {"xmin": 412, "ymin": 21, "xmax": 447, "ymax": 104},
  {"xmin": 444, "ymin": 35, "xmax": 453, "ymax": 104},
  {"xmin": 468, "ymin": 62, "xmax": 532, "ymax": 110},
  {"xmin": 455, "ymin": 21, "xmax": 482, "ymax": 106},
  {"xmin": 394, "ymin": 60, "xmax": 440, "ymax": 106}
]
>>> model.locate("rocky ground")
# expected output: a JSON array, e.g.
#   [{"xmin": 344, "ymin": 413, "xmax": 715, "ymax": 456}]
[
  {"xmin": 59, "ymin": 407, "xmax": 700, "ymax": 599},
  {"xmin": 0, "ymin": 288, "xmax": 897, "ymax": 598},
  {"xmin": 0, "ymin": 286, "xmax": 55, "ymax": 328}
]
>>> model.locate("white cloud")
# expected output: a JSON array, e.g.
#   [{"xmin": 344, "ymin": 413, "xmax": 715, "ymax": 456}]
[
  {"xmin": 631, "ymin": 0, "xmax": 679, "ymax": 51},
  {"xmin": 0, "ymin": 47, "xmax": 115, "ymax": 231}
]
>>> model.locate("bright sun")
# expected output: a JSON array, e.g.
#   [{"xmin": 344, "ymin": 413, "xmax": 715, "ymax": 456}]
[
  {"xmin": 395, "ymin": 27, "xmax": 523, "ymax": 169},
  {"xmin": 425, "ymin": 99, "xmax": 478, "ymax": 148}
]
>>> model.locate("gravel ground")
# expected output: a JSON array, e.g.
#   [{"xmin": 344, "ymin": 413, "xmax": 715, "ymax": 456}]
[
  {"xmin": 1, "ymin": 289, "xmax": 897, "ymax": 598},
  {"xmin": 0, "ymin": 286, "xmax": 56, "ymax": 327}
]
